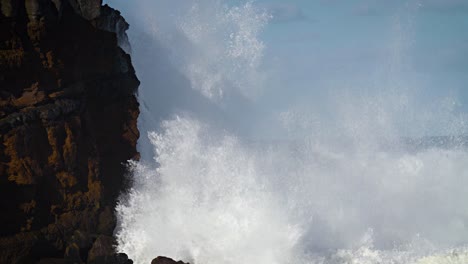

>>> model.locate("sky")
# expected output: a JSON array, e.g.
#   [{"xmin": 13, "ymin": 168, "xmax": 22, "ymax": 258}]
[
  {"xmin": 109, "ymin": 0, "xmax": 468, "ymax": 102},
  {"xmin": 107, "ymin": 0, "xmax": 468, "ymax": 137},
  {"xmin": 251, "ymin": 0, "xmax": 468, "ymax": 109}
]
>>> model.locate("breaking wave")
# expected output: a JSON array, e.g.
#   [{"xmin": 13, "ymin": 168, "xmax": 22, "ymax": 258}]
[{"xmin": 115, "ymin": 0, "xmax": 468, "ymax": 263}]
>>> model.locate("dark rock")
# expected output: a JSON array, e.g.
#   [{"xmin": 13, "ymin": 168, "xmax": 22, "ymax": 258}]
[
  {"xmin": 37, "ymin": 258, "xmax": 67, "ymax": 264},
  {"xmin": 87, "ymin": 235, "xmax": 132, "ymax": 264},
  {"xmin": 67, "ymin": 0, "xmax": 102, "ymax": 20},
  {"xmin": 0, "ymin": 0, "xmax": 18, "ymax": 18},
  {"xmin": 92, "ymin": 4, "xmax": 131, "ymax": 53},
  {"xmin": 0, "ymin": 0, "xmax": 139, "ymax": 263},
  {"xmin": 87, "ymin": 235, "xmax": 112, "ymax": 263},
  {"xmin": 97, "ymin": 206, "xmax": 116, "ymax": 235},
  {"xmin": 64, "ymin": 243, "xmax": 82, "ymax": 263},
  {"xmin": 71, "ymin": 230, "xmax": 92, "ymax": 250},
  {"xmin": 25, "ymin": 0, "xmax": 43, "ymax": 21},
  {"xmin": 151, "ymin": 256, "xmax": 190, "ymax": 264},
  {"xmin": 76, "ymin": 0, "xmax": 102, "ymax": 20}
]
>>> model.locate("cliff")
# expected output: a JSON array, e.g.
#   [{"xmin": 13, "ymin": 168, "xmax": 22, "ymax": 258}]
[{"xmin": 0, "ymin": 0, "xmax": 139, "ymax": 263}]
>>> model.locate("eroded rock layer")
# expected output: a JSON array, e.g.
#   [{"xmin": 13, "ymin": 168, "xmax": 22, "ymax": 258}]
[{"xmin": 0, "ymin": 0, "xmax": 139, "ymax": 263}]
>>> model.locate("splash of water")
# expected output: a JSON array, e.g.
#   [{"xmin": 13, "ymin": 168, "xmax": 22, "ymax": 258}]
[
  {"xmin": 117, "ymin": 115, "xmax": 468, "ymax": 264},
  {"xmin": 115, "ymin": 0, "xmax": 468, "ymax": 263}
]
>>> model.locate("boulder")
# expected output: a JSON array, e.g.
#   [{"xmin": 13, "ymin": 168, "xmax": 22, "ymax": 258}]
[{"xmin": 151, "ymin": 256, "xmax": 190, "ymax": 264}]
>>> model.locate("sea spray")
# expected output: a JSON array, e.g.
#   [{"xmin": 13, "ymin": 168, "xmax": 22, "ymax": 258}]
[
  {"xmin": 117, "ymin": 117, "xmax": 302, "ymax": 264},
  {"xmin": 117, "ymin": 114, "xmax": 468, "ymax": 264},
  {"xmin": 115, "ymin": 0, "xmax": 468, "ymax": 263}
]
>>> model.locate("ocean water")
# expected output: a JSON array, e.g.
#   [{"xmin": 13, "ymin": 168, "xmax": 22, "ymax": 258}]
[{"xmin": 114, "ymin": 1, "xmax": 468, "ymax": 263}]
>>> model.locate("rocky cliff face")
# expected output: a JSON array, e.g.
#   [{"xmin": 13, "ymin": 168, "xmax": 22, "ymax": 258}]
[{"xmin": 0, "ymin": 0, "xmax": 139, "ymax": 263}]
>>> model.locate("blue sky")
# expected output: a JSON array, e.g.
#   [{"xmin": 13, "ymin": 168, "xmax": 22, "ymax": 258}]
[{"xmin": 250, "ymin": 0, "xmax": 468, "ymax": 108}]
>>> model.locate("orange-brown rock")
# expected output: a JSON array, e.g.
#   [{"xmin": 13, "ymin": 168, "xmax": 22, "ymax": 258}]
[{"xmin": 0, "ymin": 0, "xmax": 139, "ymax": 263}]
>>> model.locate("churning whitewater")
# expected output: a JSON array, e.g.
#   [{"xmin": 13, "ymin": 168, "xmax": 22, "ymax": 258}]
[{"xmin": 115, "ymin": 1, "xmax": 468, "ymax": 264}]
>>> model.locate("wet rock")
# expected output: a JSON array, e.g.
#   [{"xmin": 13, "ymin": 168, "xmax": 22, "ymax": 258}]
[{"xmin": 151, "ymin": 256, "xmax": 190, "ymax": 264}]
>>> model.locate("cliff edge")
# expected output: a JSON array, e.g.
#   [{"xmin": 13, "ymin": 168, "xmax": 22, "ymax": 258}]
[{"xmin": 0, "ymin": 0, "xmax": 139, "ymax": 263}]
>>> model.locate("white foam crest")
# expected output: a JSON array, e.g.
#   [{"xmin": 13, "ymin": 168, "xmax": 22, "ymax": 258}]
[
  {"xmin": 118, "ymin": 115, "xmax": 468, "ymax": 264},
  {"xmin": 117, "ymin": 116, "xmax": 302, "ymax": 264},
  {"xmin": 323, "ymin": 238, "xmax": 468, "ymax": 264},
  {"xmin": 416, "ymin": 249, "xmax": 468, "ymax": 264}
]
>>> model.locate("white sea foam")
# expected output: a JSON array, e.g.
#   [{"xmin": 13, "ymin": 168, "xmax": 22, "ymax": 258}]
[
  {"xmin": 117, "ymin": 116, "xmax": 468, "ymax": 264},
  {"xmin": 115, "ymin": 0, "xmax": 468, "ymax": 263}
]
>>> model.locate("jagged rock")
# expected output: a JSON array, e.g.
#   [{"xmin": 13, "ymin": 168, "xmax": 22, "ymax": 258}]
[
  {"xmin": 78, "ymin": 0, "xmax": 101, "ymax": 20},
  {"xmin": 0, "ymin": 0, "xmax": 139, "ymax": 263},
  {"xmin": 66, "ymin": 0, "xmax": 102, "ymax": 20},
  {"xmin": 92, "ymin": 4, "xmax": 131, "ymax": 53},
  {"xmin": 151, "ymin": 256, "xmax": 190, "ymax": 264}
]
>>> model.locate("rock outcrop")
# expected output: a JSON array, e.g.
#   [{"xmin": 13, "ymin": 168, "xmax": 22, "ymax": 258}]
[
  {"xmin": 0, "ymin": 0, "xmax": 139, "ymax": 263},
  {"xmin": 151, "ymin": 257, "xmax": 189, "ymax": 264}
]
